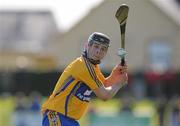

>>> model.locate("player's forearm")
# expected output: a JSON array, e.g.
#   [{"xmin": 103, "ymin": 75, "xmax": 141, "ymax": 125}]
[
  {"xmin": 104, "ymin": 76, "xmax": 118, "ymax": 87},
  {"xmin": 94, "ymin": 70, "xmax": 128, "ymax": 101},
  {"xmin": 105, "ymin": 82, "xmax": 126, "ymax": 99},
  {"xmin": 104, "ymin": 76, "xmax": 114, "ymax": 87},
  {"xmin": 94, "ymin": 81, "xmax": 127, "ymax": 101},
  {"xmin": 104, "ymin": 75, "xmax": 123, "ymax": 87}
]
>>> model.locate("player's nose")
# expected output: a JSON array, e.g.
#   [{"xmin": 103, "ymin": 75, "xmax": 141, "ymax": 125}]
[{"xmin": 96, "ymin": 48, "xmax": 101, "ymax": 54}]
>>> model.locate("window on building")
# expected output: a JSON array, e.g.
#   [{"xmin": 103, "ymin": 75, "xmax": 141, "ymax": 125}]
[{"xmin": 147, "ymin": 40, "xmax": 172, "ymax": 74}]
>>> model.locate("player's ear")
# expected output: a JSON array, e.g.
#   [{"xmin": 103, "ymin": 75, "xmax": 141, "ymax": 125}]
[
  {"xmin": 83, "ymin": 42, "xmax": 88, "ymax": 50},
  {"xmin": 87, "ymin": 42, "xmax": 93, "ymax": 48}
]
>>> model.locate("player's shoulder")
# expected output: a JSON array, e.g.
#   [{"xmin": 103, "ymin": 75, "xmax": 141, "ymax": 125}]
[
  {"xmin": 70, "ymin": 56, "xmax": 85, "ymax": 66},
  {"xmin": 76, "ymin": 56, "xmax": 84, "ymax": 62},
  {"xmin": 68, "ymin": 57, "xmax": 87, "ymax": 73}
]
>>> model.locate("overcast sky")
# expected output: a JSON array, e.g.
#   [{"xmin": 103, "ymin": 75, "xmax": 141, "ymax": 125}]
[{"xmin": 0, "ymin": 0, "xmax": 104, "ymax": 31}]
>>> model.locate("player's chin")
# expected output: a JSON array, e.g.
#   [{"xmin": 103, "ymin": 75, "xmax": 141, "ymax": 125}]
[
  {"xmin": 97, "ymin": 57, "xmax": 103, "ymax": 61},
  {"xmin": 92, "ymin": 56, "xmax": 101, "ymax": 61}
]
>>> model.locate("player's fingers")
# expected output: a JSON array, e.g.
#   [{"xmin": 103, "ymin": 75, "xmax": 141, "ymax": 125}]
[
  {"xmin": 120, "ymin": 70, "xmax": 127, "ymax": 75},
  {"xmin": 119, "ymin": 66, "xmax": 127, "ymax": 72},
  {"xmin": 120, "ymin": 68, "xmax": 128, "ymax": 75}
]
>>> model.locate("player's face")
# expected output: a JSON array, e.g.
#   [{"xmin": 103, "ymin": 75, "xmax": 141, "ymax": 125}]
[{"xmin": 87, "ymin": 42, "xmax": 108, "ymax": 61}]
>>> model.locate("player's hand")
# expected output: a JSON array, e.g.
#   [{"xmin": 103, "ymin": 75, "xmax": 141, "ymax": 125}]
[
  {"xmin": 113, "ymin": 63, "xmax": 127, "ymax": 74},
  {"xmin": 106, "ymin": 64, "xmax": 128, "ymax": 85}
]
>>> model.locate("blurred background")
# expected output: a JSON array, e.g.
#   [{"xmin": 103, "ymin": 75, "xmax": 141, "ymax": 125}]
[{"xmin": 0, "ymin": 0, "xmax": 180, "ymax": 126}]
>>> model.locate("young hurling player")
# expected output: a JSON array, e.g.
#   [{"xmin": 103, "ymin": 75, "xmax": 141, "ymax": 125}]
[{"xmin": 41, "ymin": 32, "xmax": 128, "ymax": 126}]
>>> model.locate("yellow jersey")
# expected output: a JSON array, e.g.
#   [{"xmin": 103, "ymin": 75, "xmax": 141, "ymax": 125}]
[{"xmin": 42, "ymin": 56, "xmax": 105, "ymax": 120}]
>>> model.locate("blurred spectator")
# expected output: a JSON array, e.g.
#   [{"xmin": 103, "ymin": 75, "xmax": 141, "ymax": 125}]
[
  {"xmin": 145, "ymin": 69, "xmax": 176, "ymax": 98},
  {"xmin": 14, "ymin": 92, "xmax": 28, "ymax": 111},
  {"xmin": 170, "ymin": 96, "xmax": 180, "ymax": 126},
  {"xmin": 12, "ymin": 91, "xmax": 42, "ymax": 126},
  {"xmin": 12, "ymin": 92, "xmax": 28, "ymax": 126},
  {"xmin": 131, "ymin": 73, "xmax": 146, "ymax": 100},
  {"xmin": 155, "ymin": 94, "xmax": 167, "ymax": 126},
  {"xmin": 28, "ymin": 91, "xmax": 41, "ymax": 112}
]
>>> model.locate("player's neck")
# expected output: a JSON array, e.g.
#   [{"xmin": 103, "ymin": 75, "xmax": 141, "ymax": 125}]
[{"xmin": 82, "ymin": 50, "xmax": 101, "ymax": 65}]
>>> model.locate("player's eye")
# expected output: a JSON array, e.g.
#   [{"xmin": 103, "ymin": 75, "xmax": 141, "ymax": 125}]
[
  {"xmin": 94, "ymin": 44, "xmax": 100, "ymax": 48},
  {"xmin": 101, "ymin": 47, "xmax": 108, "ymax": 52}
]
